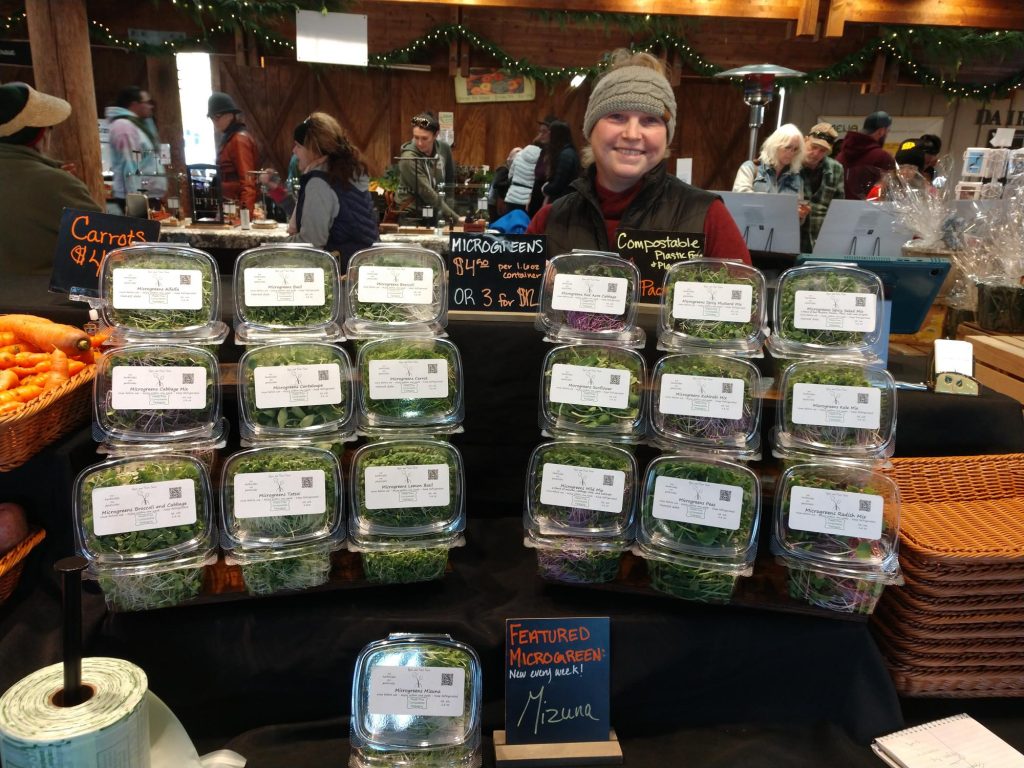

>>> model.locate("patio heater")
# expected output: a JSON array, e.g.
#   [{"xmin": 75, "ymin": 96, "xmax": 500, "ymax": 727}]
[{"xmin": 714, "ymin": 64, "xmax": 806, "ymax": 161}]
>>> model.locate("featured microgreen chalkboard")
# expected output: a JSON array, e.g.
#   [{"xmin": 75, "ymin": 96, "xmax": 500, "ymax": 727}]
[
  {"xmin": 504, "ymin": 617, "xmax": 610, "ymax": 745},
  {"xmin": 50, "ymin": 208, "xmax": 161, "ymax": 296},
  {"xmin": 615, "ymin": 228, "xmax": 704, "ymax": 303},
  {"xmin": 447, "ymin": 232, "xmax": 548, "ymax": 312}
]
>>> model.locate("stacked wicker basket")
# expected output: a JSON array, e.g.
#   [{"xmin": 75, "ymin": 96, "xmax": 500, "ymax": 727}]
[{"xmin": 871, "ymin": 453, "xmax": 1024, "ymax": 697}]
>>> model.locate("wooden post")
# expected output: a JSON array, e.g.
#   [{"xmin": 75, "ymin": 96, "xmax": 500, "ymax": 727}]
[
  {"xmin": 25, "ymin": 0, "xmax": 104, "ymax": 206},
  {"xmin": 147, "ymin": 56, "xmax": 189, "ymax": 214}
]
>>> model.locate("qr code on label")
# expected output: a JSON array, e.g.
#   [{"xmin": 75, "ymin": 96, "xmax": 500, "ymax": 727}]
[
  {"xmin": 428, "ymin": 469, "xmax": 439, "ymax": 480},
  {"xmin": 609, "ymin": 374, "xmax": 621, "ymax": 386},
  {"xmin": 603, "ymin": 474, "xmax": 614, "ymax": 486},
  {"xmin": 719, "ymin": 489, "xmax": 732, "ymax": 502},
  {"xmin": 427, "ymin": 363, "xmax": 438, "ymax": 374},
  {"xmin": 169, "ymin": 487, "xmax": 182, "ymax": 499},
  {"xmin": 731, "ymin": 289, "xmax": 741, "ymax": 300},
  {"xmin": 304, "ymin": 272, "xmax": 315, "ymax": 283},
  {"xmin": 177, "ymin": 274, "xmax": 192, "ymax": 286},
  {"xmin": 857, "ymin": 393, "xmax": 869, "ymax": 404},
  {"xmin": 182, "ymin": 373, "xmax": 194, "ymax": 385},
  {"xmin": 440, "ymin": 673, "xmax": 454, "ymax": 686},
  {"xmin": 855, "ymin": 296, "xmax": 866, "ymax": 307},
  {"xmin": 607, "ymin": 282, "xmax": 618, "ymax": 293},
  {"xmin": 302, "ymin": 476, "xmax": 313, "ymax": 489},
  {"xmin": 413, "ymin": 270, "xmax": 425, "ymax": 282},
  {"xmin": 859, "ymin": 499, "xmax": 872, "ymax": 512},
  {"xmin": 318, "ymin": 369, "xmax": 329, "ymax": 381},
  {"xmin": 721, "ymin": 382, "xmax": 733, "ymax": 394}
]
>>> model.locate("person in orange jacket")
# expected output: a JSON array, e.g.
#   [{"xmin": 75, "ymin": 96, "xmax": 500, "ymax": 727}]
[{"xmin": 207, "ymin": 92, "xmax": 258, "ymax": 212}]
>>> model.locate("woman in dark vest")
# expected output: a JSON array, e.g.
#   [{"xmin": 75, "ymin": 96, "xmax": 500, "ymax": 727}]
[
  {"xmin": 287, "ymin": 112, "xmax": 379, "ymax": 264},
  {"xmin": 528, "ymin": 50, "xmax": 750, "ymax": 265}
]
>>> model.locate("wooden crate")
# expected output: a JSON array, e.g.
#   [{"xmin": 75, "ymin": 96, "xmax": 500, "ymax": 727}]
[{"xmin": 963, "ymin": 333, "xmax": 1024, "ymax": 404}]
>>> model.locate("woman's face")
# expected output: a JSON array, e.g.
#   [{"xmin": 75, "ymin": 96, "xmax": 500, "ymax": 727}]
[
  {"xmin": 776, "ymin": 137, "xmax": 802, "ymax": 169},
  {"xmin": 211, "ymin": 113, "xmax": 234, "ymax": 133},
  {"xmin": 293, "ymin": 141, "xmax": 316, "ymax": 172},
  {"xmin": 412, "ymin": 126, "xmax": 436, "ymax": 155},
  {"xmin": 589, "ymin": 111, "xmax": 667, "ymax": 192}
]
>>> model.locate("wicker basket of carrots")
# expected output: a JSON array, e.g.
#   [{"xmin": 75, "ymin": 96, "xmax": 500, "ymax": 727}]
[{"xmin": 0, "ymin": 314, "xmax": 100, "ymax": 471}]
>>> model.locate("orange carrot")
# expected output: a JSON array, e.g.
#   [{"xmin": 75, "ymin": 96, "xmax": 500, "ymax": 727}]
[
  {"xmin": 0, "ymin": 316, "xmax": 90, "ymax": 355},
  {"xmin": 70, "ymin": 347, "xmax": 95, "ymax": 365},
  {"xmin": 0, "ymin": 332, "xmax": 15, "ymax": 345},
  {"xmin": 0, "ymin": 401, "xmax": 23, "ymax": 416},
  {"xmin": 0, "ymin": 384, "xmax": 42, "ymax": 404},
  {"xmin": 42, "ymin": 350, "xmax": 69, "ymax": 390},
  {"xmin": 0, "ymin": 352, "xmax": 50, "ymax": 369},
  {"xmin": 90, "ymin": 326, "xmax": 115, "ymax": 348},
  {"xmin": 0, "ymin": 370, "xmax": 18, "ymax": 391},
  {"xmin": 10, "ymin": 363, "xmax": 50, "ymax": 378},
  {"xmin": 68, "ymin": 359, "xmax": 87, "ymax": 376},
  {"xmin": 0, "ymin": 344, "xmax": 24, "ymax": 355}
]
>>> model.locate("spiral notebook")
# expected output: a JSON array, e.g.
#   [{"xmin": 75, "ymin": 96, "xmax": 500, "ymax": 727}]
[{"xmin": 872, "ymin": 713, "xmax": 1024, "ymax": 768}]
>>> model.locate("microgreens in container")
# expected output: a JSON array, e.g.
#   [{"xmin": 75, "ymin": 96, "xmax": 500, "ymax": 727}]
[
  {"xmin": 233, "ymin": 244, "xmax": 342, "ymax": 343},
  {"xmin": 344, "ymin": 244, "xmax": 447, "ymax": 338},
  {"xmin": 657, "ymin": 259, "xmax": 767, "ymax": 355},
  {"xmin": 99, "ymin": 243, "xmax": 228, "ymax": 344},
  {"xmin": 356, "ymin": 337, "xmax": 464, "ymax": 435},
  {"xmin": 522, "ymin": 439, "xmax": 637, "ymax": 584},
  {"xmin": 349, "ymin": 439, "xmax": 465, "ymax": 585},
  {"xmin": 220, "ymin": 445, "xmax": 343, "ymax": 596},
  {"xmin": 73, "ymin": 455, "xmax": 215, "ymax": 611},
  {"xmin": 539, "ymin": 343, "xmax": 647, "ymax": 441},
  {"xmin": 536, "ymin": 250, "xmax": 645, "ymax": 347},
  {"xmin": 350, "ymin": 633, "xmax": 482, "ymax": 768}
]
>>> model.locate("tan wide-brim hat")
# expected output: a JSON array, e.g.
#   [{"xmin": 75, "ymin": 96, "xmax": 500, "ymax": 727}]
[{"xmin": 0, "ymin": 83, "xmax": 71, "ymax": 138}]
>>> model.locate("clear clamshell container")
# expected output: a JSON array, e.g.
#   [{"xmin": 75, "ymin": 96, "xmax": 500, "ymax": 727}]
[
  {"xmin": 73, "ymin": 454, "xmax": 215, "ymax": 611},
  {"xmin": 343, "ymin": 244, "xmax": 448, "ymax": 338},
  {"xmin": 356, "ymin": 337, "xmax": 464, "ymax": 436},
  {"xmin": 350, "ymin": 633, "xmax": 482, "ymax": 768},
  {"xmin": 775, "ymin": 360, "xmax": 897, "ymax": 457},
  {"xmin": 233, "ymin": 244, "xmax": 343, "ymax": 344},
  {"xmin": 99, "ymin": 243, "xmax": 228, "ymax": 345},
  {"xmin": 237, "ymin": 342, "xmax": 355, "ymax": 443},
  {"xmin": 771, "ymin": 462, "xmax": 902, "ymax": 614},
  {"xmin": 522, "ymin": 439, "xmax": 638, "ymax": 584},
  {"xmin": 93, "ymin": 344, "xmax": 225, "ymax": 445},
  {"xmin": 649, "ymin": 353, "xmax": 762, "ymax": 452},
  {"xmin": 769, "ymin": 264, "xmax": 884, "ymax": 356},
  {"xmin": 536, "ymin": 250, "xmax": 645, "ymax": 347},
  {"xmin": 220, "ymin": 445, "xmax": 343, "ymax": 595},
  {"xmin": 657, "ymin": 259, "xmax": 767, "ymax": 355},
  {"xmin": 539, "ymin": 343, "xmax": 647, "ymax": 442},
  {"xmin": 349, "ymin": 439, "xmax": 465, "ymax": 584}
]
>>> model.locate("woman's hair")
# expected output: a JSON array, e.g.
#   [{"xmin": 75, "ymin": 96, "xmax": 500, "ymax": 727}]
[
  {"xmin": 546, "ymin": 120, "xmax": 575, "ymax": 176},
  {"xmin": 758, "ymin": 123, "xmax": 805, "ymax": 173},
  {"xmin": 294, "ymin": 111, "xmax": 369, "ymax": 188},
  {"xmin": 411, "ymin": 111, "xmax": 440, "ymax": 133}
]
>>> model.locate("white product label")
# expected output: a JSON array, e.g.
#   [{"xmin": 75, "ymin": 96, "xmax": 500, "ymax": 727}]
[
  {"xmin": 551, "ymin": 273, "xmax": 628, "ymax": 315},
  {"xmin": 111, "ymin": 366, "xmax": 206, "ymax": 410},
  {"xmin": 791, "ymin": 383, "xmax": 880, "ymax": 429},
  {"xmin": 112, "ymin": 268, "xmax": 203, "ymax": 310},
  {"xmin": 253, "ymin": 364, "xmax": 342, "ymax": 409},
  {"xmin": 672, "ymin": 281, "xmax": 752, "ymax": 323},
  {"xmin": 548, "ymin": 363, "xmax": 630, "ymax": 409},
  {"xmin": 91, "ymin": 479, "xmax": 197, "ymax": 536},
  {"xmin": 651, "ymin": 475, "xmax": 743, "ymax": 530},
  {"xmin": 243, "ymin": 267, "xmax": 325, "ymax": 307},
  {"xmin": 788, "ymin": 485, "xmax": 883, "ymax": 540},
  {"xmin": 539, "ymin": 463, "xmax": 625, "ymax": 514},
  {"xmin": 368, "ymin": 666, "xmax": 465, "ymax": 717},
  {"xmin": 357, "ymin": 265, "xmax": 433, "ymax": 304},
  {"xmin": 368, "ymin": 359, "xmax": 448, "ymax": 401},
  {"xmin": 793, "ymin": 290, "xmax": 876, "ymax": 332},
  {"xmin": 659, "ymin": 374, "xmax": 744, "ymax": 420},
  {"xmin": 363, "ymin": 464, "xmax": 450, "ymax": 509},
  {"xmin": 233, "ymin": 470, "xmax": 326, "ymax": 518}
]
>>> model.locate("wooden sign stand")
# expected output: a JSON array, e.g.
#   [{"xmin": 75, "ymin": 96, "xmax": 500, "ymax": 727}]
[{"xmin": 493, "ymin": 729, "xmax": 623, "ymax": 766}]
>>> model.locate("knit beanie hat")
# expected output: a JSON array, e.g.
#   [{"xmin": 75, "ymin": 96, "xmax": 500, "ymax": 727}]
[{"xmin": 583, "ymin": 65, "xmax": 676, "ymax": 142}]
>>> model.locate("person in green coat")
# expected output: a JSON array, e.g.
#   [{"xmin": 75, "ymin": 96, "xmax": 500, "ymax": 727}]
[{"xmin": 0, "ymin": 83, "xmax": 101, "ymax": 277}]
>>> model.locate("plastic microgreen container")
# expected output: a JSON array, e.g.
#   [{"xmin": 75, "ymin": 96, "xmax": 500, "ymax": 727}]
[
  {"xmin": 349, "ymin": 439, "xmax": 465, "ymax": 584},
  {"xmin": 657, "ymin": 258, "xmax": 767, "ymax": 355},
  {"xmin": 776, "ymin": 360, "xmax": 897, "ymax": 456},
  {"xmin": 539, "ymin": 343, "xmax": 647, "ymax": 442},
  {"xmin": 526, "ymin": 536, "xmax": 627, "ymax": 584},
  {"xmin": 343, "ymin": 244, "xmax": 448, "ymax": 338},
  {"xmin": 782, "ymin": 558, "xmax": 893, "ymax": 615},
  {"xmin": 93, "ymin": 344, "xmax": 224, "ymax": 444},
  {"xmin": 73, "ymin": 454, "xmax": 215, "ymax": 611},
  {"xmin": 640, "ymin": 552, "xmax": 751, "ymax": 604},
  {"xmin": 649, "ymin": 353, "xmax": 763, "ymax": 451},
  {"xmin": 536, "ymin": 250, "xmax": 645, "ymax": 347},
  {"xmin": 232, "ymin": 244, "xmax": 343, "ymax": 344},
  {"xmin": 99, "ymin": 243, "xmax": 228, "ymax": 344},
  {"xmin": 237, "ymin": 342, "xmax": 354, "ymax": 442},
  {"xmin": 356, "ymin": 337, "xmax": 464, "ymax": 435},
  {"xmin": 770, "ymin": 264, "xmax": 884, "ymax": 355},
  {"xmin": 350, "ymin": 633, "xmax": 482, "ymax": 768}
]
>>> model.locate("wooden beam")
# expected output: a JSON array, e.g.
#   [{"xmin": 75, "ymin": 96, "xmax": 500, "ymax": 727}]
[
  {"xmin": 795, "ymin": 0, "xmax": 820, "ymax": 37},
  {"xmin": 146, "ymin": 56, "xmax": 187, "ymax": 213},
  {"xmin": 25, "ymin": 0, "xmax": 104, "ymax": 206},
  {"xmin": 373, "ymin": 0, "xmax": 807, "ymax": 21},
  {"xmin": 825, "ymin": 0, "xmax": 848, "ymax": 36},
  {"xmin": 834, "ymin": 0, "xmax": 1024, "ymax": 30},
  {"xmin": 862, "ymin": 51, "xmax": 885, "ymax": 95}
]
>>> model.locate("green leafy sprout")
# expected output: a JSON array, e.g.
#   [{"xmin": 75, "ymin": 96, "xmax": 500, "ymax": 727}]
[
  {"xmin": 782, "ymin": 363, "xmax": 892, "ymax": 450},
  {"xmin": 786, "ymin": 566, "xmax": 885, "ymax": 614},
  {"xmin": 550, "ymin": 259, "xmax": 635, "ymax": 334},
  {"xmin": 348, "ymin": 251, "xmax": 443, "ymax": 326},
  {"xmin": 647, "ymin": 559, "xmax": 739, "ymax": 603},
  {"xmin": 654, "ymin": 355, "xmax": 758, "ymax": 446},
  {"xmin": 238, "ymin": 249, "xmax": 336, "ymax": 329},
  {"xmin": 106, "ymin": 251, "xmax": 216, "ymax": 332},
  {"xmin": 237, "ymin": 548, "xmax": 332, "ymax": 596},
  {"xmin": 532, "ymin": 442, "xmax": 633, "ymax": 532},
  {"xmin": 359, "ymin": 338, "xmax": 460, "ymax": 423},
  {"xmin": 666, "ymin": 262, "xmax": 759, "ymax": 341},
  {"xmin": 536, "ymin": 544, "xmax": 622, "ymax": 584},
  {"xmin": 777, "ymin": 270, "xmax": 878, "ymax": 347},
  {"xmin": 543, "ymin": 345, "xmax": 644, "ymax": 434}
]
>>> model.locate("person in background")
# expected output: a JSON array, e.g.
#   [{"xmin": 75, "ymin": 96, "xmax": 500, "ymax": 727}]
[
  {"xmin": 527, "ymin": 114, "xmax": 555, "ymax": 216},
  {"xmin": 528, "ymin": 50, "xmax": 750, "ymax": 265},
  {"xmin": 918, "ymin": 133, "xmax": 942, "ymax": 182},
  {"xmin": 487, "ymin": 146, "xmax": 521, "ymax": 220},
  {"xmin": 799, "ymin": 122, "xmax": 844, "ymax": 253},
  {"xmin": 732, "ymin": 123, "xmax": 805, "ymax": 196},
  {"xmin": 286, "ymin": 112, "xmax": 378, "ymax": 263},
  {"xmin": 105, "ymin": 85, "xmax": 165, "ymax": 212},
  {"xmin": 396, "ymin": 111, "xmax": 460, "ymax": 225},
  {"xmin": 837, "ymin": 110, "xmax": 895, "ymax": 199},
  {"xmin": 866, "ymin": 139, "xmax": 930, "ymax": 201},
  {"xmin": 0, "ymin": 83, "xmax": 102, "ymax": 276},
  {"xmin": 504, "ymin": 143, "xmax": 541, "ymax": 212},
  {"xmin": 207, "ymin": 91, "xmax": 258, "ymax": 212},
  {"xmin": 541, "ymin": 120, "xmax": 580, "ymax": 204}
]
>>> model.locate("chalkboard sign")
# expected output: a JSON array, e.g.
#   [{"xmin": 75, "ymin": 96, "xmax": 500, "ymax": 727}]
[
  {"xmin": 49, "ymin": 208, "xmax": 161, "ymax": 296},
  {"xmin": 505, "ymin": 617, "xmax": 610, "ymax": 745},
  {"xmin": 447, "ymin": 232, "xmax": 548, "ymax": 312},
  {"xmin": 615, "ymin": 228, "xmax": 705, "ymax": 303}
]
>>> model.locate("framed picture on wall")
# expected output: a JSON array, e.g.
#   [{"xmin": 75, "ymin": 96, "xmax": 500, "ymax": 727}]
[{"xmin": 455, "ymin": 68, "xmax": 535, "ymax": 103}]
